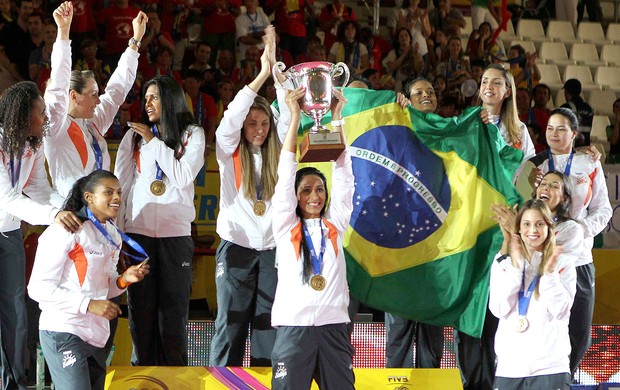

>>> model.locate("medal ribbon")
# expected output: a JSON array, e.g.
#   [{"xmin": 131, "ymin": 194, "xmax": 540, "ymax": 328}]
[
  {"xmin": 302, "ymin": 221, "xmax": 326, "ymax": 276},
  {"xmin": 518, "ymin": 260, "xmax": 539, "ymax": 317},
  {"xmin": 86, "ymin": 123, "xmax": 103, "ymax": 170},
  {"xmin": 9, "ymin": 153, "xmax": 22, "ymax": 188},
  {"xmin": 547, "ymin": 149, "xmax": 574, "ymax": 177},
  {"xmin": 151, "ymin": 125, "xmax": 164, "ymax": 182},
  {"xmin": 86, "ymin": 208, "xmax": 149, "ymax": 262}
]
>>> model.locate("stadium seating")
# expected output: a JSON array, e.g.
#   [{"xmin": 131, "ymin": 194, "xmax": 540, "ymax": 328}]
[
  {"xmin": 564, "ymin": 65, "xmax": 601, "ymax": 91},
  {"xmin": 589, "ymin": 90, "xmax": 618, "ymax": 117},
  {"xmin": 538, "ymin": 63, "xmax": 565, "ymax": 91}
]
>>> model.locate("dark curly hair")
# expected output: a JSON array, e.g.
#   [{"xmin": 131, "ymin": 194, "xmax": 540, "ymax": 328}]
[{"xmin": 0, "ymin": 81, "xmax": 46, "ymax": 155}]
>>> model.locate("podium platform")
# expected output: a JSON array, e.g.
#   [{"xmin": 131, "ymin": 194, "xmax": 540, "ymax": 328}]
[{"xmin": 105, "ymin": 366, "xmax": 463, "ymax": 389}]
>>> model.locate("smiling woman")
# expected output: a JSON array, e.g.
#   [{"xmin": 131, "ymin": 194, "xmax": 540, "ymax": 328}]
[
  {"xmin": 28, "ymin": 170, "xmax": 149, "ymax": 390},
  {"xmin": 528, "ymin": 107, "xmax": 612, "ymax": 377},
  {"xmin": 489, "ymin": 199, "xmax": 577, "ymax": 390},
  {"xmin": 210, "ymin": 26, "xmax": 289, "ymax": 368},
  {"xmin": 43, "ymin": 2, "xmax": 148, "ymax": 198}
]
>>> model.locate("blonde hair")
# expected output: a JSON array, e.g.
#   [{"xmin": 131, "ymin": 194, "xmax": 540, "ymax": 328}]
[
  {"xmin": 515, "ymin": 199, "xmax": 556, "ymax": 297},
  {"xmin": 239, "ymin": 96, "xmax": 281, "ymax": 201},
  {"xmin": 478, "ymin": 64, "xmax": 522, "ymax": 147}
]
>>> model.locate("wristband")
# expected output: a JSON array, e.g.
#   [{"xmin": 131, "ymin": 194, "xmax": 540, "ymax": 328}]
[
  {"xmin": 331, "ymin": 118, "xmax": 345, "ymax": 127},
  {"xmin": 128, "ymin": 37, "xmax": 141, "ymax": 48},
  {"xmin": 116, "ymin": 276, "xmax": 132, "ymax": 289}
]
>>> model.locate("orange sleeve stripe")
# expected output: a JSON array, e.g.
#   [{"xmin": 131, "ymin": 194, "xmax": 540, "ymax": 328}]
[
  {"xmin": 291, "ymin": 221, "xmax": 302, "ymax": 261},
  {"xmin": 67, "ymin": 121, "xmax": 89, "ymax": 169},
  {"xmin": 585, "ymin": 169, "xmax": 596, "ymax": 206},
  {"xmin": 68, "ymin": 243, "xmax": 88, "ymax": 286},
  {"xmin": 233, "ymin": 147, "xmax": 242, "ymax": 192}
]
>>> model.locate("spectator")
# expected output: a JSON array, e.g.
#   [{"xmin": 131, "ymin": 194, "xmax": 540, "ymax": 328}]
[
  {"xmin": 578, "ymin": 0, "xmax": 602, "ymax": 23},
  {"xmin": 436, "ymin": 36, "xmax": 470, "ymax": 93},
  {"xmin": 140, "ymin": 46, "xmax": 182, "ymax": 84},
  {"xmin": 560, "ymin": 79, "xmax": 593, "ymax": 146},
  {"xmin": 516, "ymin": 87, "xmax": 534, "ymax": 125},
  {"xmin": 434, "ymin": 74, "xmax": 447, "ymax": 102},
  {"xmin": 308, "ymin": 42, "xmax": 327, "ymax": 61},
  {"xmin": 430, "ymin": 0, "xmax": 465, "ymax": 32},
  {"xmin": 27, "ymin": 11, "xmax": 44, "ymax": 47},
  {"xmin": 359, "ymin": 26, "xmax": 391, "ymax": 74},
  {"xmin": 69, "ymin": 0, "xmax": 97, "ymax": 62},
  {"xmin": 201, "ymin": 0, "xmax": 239, "ymax": 65},
  {"xmin": 471, "ymin": 0, "xmax": 500, "ymax": 30},
  {"xmin": 467, "ymin": 21, "xmax": 502, "ymax": 64},
  {"xmin": 266, "ymin": 0, "xmax": 312, "ymax": 60},
  {"xmin": 430, "ymin": 28, "xmax": 449, "ymax": 68},
  {"xmin": 437, "ymin": 93, "xmax": 460, "ymax": 117},
  {"xmin": 215, "ymin": 78, "xmax": 234, "ymax": 125},
  {"xmin": 29, "ymin": 19, "xmax": 56, "ymax": 92},
  {"xmin": 508, "ymin": 44, "xmax": 540, "ymax": 91},
  {"xmin": 97, "ymin": 0, "xmax": 141, "ymax": 68},
  {"xmin": 183, "ymin": 68, "xmax": 217, "ymax": 152},
  {"xmin": 383, "ymin": 28, "xmax": 424, "ymax": 93},
  {"xmin": 236, "ymin": 0, "xmax": 270, "ymax": 61},
  {"xmin": 557, "ymin": 0, "xmax": 578, "ymax": 26},
  {"xmin": 528, "ymin": 123, "xmax": 547, "ymax": 154},
  {"xmin": 214, "ymin": 48, "xmax": 240, "ymax": 86},
  {"xmin": 237, "ymin": 45, "xmax": 260, "ymax": 90},
  {"xmin": 0, "ymin": 0, "xmax": 34, "ymax": 80},
  {"xmin": 138, "ymin": 10, "xmax": 176, "ymax": 72},
  {"xmin": 607, "ymin": 98, "xmax": 620, "ymax": 163},
  {"xmin": 531, "ymin": 83, "xmax": 552, "ymax": 131},
  {"xmin": 188, "ymin": 41, "xmax": 213, "ymax": 73},
  {"xmin": 328, "ymin": 20, "xmax": 369, "ymax": 77},
  {"xmin": 74, "ymin": 38, "xmax": 110, "ymax": 88},
  {"xmin": 362, "ymin": 68, "xmax": 382, "ymax": 90},
  {"xmin": 318, "ymin": 0, "xmax": 356, "ymax": 51},
  {"xmin": 389, "ymin": 0, "xmax": 430, "ymax": 76},
  {"xmin": 0, "ymin": 0, "xmax": 15, "ymax": 29}
]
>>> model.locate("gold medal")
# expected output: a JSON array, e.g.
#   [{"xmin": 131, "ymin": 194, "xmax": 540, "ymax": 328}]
[
  {"xmin": 253, "ymin": 200, "xmax": 266, "ymax": 216},
  {"xmin": 150, "ymin": 180, "xmax": 166, "ymax": 196},
  {"xmin": 310, "ymin": 275, "xmax": 326, "ymax": 291},
  {"xmin": 515, "ymin": 315, "xmax": 529, "ymax": 332}
]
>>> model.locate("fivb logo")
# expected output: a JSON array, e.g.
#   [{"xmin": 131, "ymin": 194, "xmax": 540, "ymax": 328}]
[
  {"xmin": 386, "ymin": 375, "xmax": 413, "ymax": 390},
  {"xmin": 349, "ymin": 126, "xmax": 451, "ymax": 249}
]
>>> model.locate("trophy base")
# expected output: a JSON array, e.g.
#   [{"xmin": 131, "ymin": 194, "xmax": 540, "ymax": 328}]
[{"xmin": 299, "ymin": 132, "xmax": 346, "ymax": 162}]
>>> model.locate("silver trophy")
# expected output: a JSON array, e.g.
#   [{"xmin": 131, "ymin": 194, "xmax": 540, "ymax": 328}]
[{"xmin": 272, "ymin": 61, "xmax": 350, "ymax": 162}]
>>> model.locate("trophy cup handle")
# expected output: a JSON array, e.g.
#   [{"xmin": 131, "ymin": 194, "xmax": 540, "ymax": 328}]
[
  {"xmin": 272, "ymin": 61, "xmax": 288, "ymax": 88},
  {"xmin": 333, "ymin": 62, "xmax": 351, "ymax": 87}
]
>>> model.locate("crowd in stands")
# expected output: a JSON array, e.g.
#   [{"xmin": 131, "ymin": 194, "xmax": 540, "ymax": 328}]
[
  {"xmin": 0, "ymin": 0, "xmax": 619, "ymax": 160},
  {"xmin": 1, "ymin": 1, "xmax": 619, "ymax": 389}
]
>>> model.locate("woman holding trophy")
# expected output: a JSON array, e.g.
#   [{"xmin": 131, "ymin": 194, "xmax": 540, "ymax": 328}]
[
  {"xmin": 270, "ymin": 85, "xmax": 355, "ymax": 389},
  {"xmin": 210, "ymin": 26, "xmax": 284, "ymax": 367}
]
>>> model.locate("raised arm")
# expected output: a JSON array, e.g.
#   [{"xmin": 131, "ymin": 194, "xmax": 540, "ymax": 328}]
[
  {"xmin": 247, "ymin": 25, "xmax": 275, "ymax": 93},
  {"xmin": 54, "ymin": 1, "xmax": 72, "ymax": 41},
  {"xmin": 282, "ymin": 87, "xmax": 305, "ymax": 154},
  {"xmin": 45, "ymin": 2, "xmax": 74, "ymax": 138}
]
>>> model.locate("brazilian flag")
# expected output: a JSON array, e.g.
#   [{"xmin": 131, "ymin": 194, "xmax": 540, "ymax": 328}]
[{"xmin": 297, "ymin": 88, "xmax": 522, "ymax": 338}]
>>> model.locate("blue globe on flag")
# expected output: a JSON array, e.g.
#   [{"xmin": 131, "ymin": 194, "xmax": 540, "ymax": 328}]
[{"xmin": 349, "ymin": 125, "xmax": 451, "ymax": 249}]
